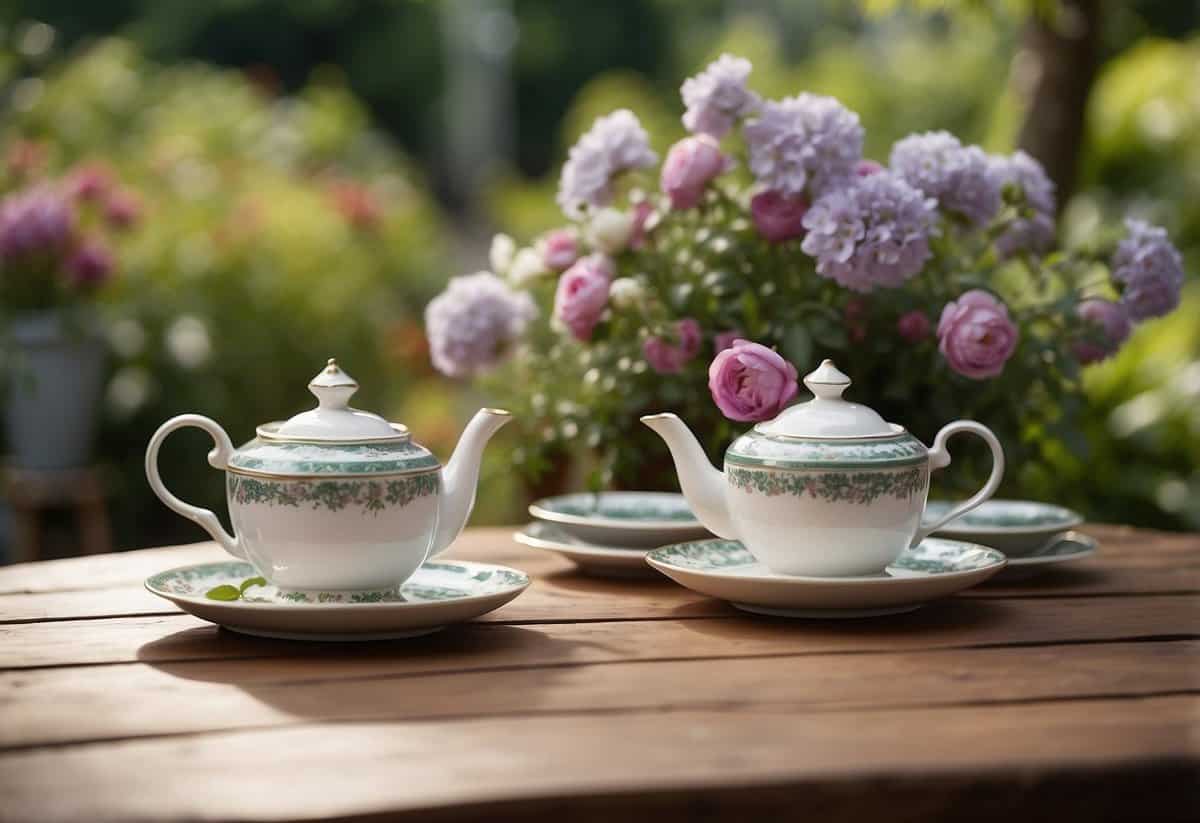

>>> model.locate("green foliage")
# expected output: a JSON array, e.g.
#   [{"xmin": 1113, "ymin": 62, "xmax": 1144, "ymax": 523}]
[{"xmin": 3, "ymin": 38, "xmax": 453, "ymax": 547}]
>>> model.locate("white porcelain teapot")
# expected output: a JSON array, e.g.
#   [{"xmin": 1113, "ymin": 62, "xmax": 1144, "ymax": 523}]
[
  {"xmin": 146, "ymin": 359, "xmax": 511, "ymax": 597},
  {"xmin": 642, "ymin": 360, "xmax": 1005, "ymax": 577}
]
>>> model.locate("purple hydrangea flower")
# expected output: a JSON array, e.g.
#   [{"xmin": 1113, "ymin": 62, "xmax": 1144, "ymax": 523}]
[
  {"xmin": 889, "ymin": 131, "xmax": 1001, "ymax": 227},
  {"xmin": 1111, "ymin": 219, "xmax": 1185, "ymax": 321},
  {"xmin": 425, "ymin": 271, "xmax": 537, "ymax": 378},
  {"xmin": 743, "ymin": 94, "xmax": 863, "ymax": 199},
  {"xmin": 800, "ymin": 172, "xmax": 937, "ymax": 292},
  {"xmin": 0, "ymin": 185, "xmax": 75, "ymax": 261},
  {"xmin": 557, "ymin": 109, "xmax": 658, "ymax": 218},
  {"xmin": 680, "ymin": 54, "xmax": 760, "ymax": 139},
  {"xmin": 989, "ymin": 150, "xmax": 1056, "ymax": 257}
]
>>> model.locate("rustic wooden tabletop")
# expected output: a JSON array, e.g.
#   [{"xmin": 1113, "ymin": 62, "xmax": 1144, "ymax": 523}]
[{"xmin": 0, "ymin": 524, "xmax": 1197, "ymax": 822}]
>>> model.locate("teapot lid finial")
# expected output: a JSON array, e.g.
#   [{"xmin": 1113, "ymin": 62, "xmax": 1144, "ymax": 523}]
[
  {"xmin": 754, "ymin": 359, "xmax": 895, "ymax": 439},
  {"xmin": 803, "ymin": 359, "xmax": 851, "ymax": 401},
  {"xmin": 308, "ymin": 358, "xmax": 359, "ymax": 410}
]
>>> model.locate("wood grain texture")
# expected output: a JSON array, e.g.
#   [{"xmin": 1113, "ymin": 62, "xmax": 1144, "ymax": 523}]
[
  {"xmin": 0, "ymin": 696, "xmax": 1195, "ymax": 822},
  {"xmin": 3, "ymin": 639, "xmax": 1196, "ymax": 749},
  {"xmin": 0, "ymin": 524, "xmax": 1197, "ymax": 822}
]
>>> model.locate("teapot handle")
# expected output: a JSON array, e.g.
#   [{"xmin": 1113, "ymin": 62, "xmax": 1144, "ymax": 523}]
[
  {"xmin": 145, "ymin": 414, "xmax": 244, "ymax": 559},
  {"xmin": 912, "ymin": 420, "xmax": 1005, "ymax": 547}
]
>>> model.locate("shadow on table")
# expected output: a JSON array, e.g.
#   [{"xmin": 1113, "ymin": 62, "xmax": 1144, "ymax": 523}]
[
  {"xmin": 135, "ymin": 622, "xmax": 589, "ymax": 723},
  {"xmin": 664, "ymin": 595, "xmax": 1012, "ymax": 642}
]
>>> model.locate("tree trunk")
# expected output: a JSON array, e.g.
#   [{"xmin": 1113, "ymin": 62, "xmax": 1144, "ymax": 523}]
[{"xmin": 1015, "ymin": 0, "xmax": 1102, "ymax": 209}]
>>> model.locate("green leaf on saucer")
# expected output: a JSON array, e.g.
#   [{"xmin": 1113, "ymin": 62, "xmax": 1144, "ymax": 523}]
[
  {"xmin": 205, "ymin": 584, "xmax": 242, "ymax": 601},
  {"xmin": 239, "ymin": 576, "xmax": 267, "ymax": 594}
]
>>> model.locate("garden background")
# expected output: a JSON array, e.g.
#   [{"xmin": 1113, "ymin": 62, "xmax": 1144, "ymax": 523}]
[{"xmin": 0, "ymin": 0, "xmax": 1196, "ymax": 555}]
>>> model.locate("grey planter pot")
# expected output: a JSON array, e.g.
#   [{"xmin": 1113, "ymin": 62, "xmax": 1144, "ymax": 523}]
[{"xmin": 5, "ymin": 311, "xmax": 108, "ymax": 470}]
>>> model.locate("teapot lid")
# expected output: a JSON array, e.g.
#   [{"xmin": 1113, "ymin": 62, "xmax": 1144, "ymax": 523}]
[
  {"xmin": 754, "ymin": 359, "xmax": 896, "ymax": 439},
  {"xmin": 265, "ymin": 359, "xmax": 405, "ymax": 442}
]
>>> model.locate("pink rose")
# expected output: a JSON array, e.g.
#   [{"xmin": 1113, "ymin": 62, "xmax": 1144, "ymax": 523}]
[
  {"xmin": 750, "ymin": 190, "xmax": 808, "ymax": 243},
  {"xmin": 629, "ymin": 201, "xmax": 654, "ymax": 249},
  {"xmin": 1073, "ymin": 299, "xmax": 1131, "ymax": 364},
  {"xmin": 897, "ymin": 310, "xmax": 931, "ymax": 343},
  {"xmin": 937, "ymin": 290, "xmax": 1019, "ymax": 379},
  {"xmin": 713, "ymin": 329, "xmax": 741, "ymax": 353},
  {"xmin": 855, "ymin": 159, "xmax": 884, "ymax": 177},
  {"xmin": 708, "ymin": 340, "xmax": 800, "ymax": 422},
  {"xmin": 554, "ymin": 254, "xmax": 614, "ymax": 341},
  {"xmin": 660, "ymin": 135, "xmax": 727, "ymax": 210},
  {"xmin": 541, "ymin": 229, "xmax": 579, "ymax": 271},
  {"xmin": 643, "ymin": 317, "xmax": 702, "ymax": 374}
]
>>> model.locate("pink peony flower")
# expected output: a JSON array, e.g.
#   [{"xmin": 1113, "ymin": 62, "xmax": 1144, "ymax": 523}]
[
  {"xmin": 714, "ymin": 329, "xmax": 741, "ymax": 353},
  {"xmin": 1073, "ymin": 299, "xmax": 1132, "ymax": 364},
  {"xmin": 897, "ymin": 310, "xmax": 931, "ymax": 343},
  {"xmin": 643, "ymin": 318, "xmax": 702, "ymax": 374},
  {"xmin": 554, "ymin": 254, "xmax": 614, "ymax": 341},
  {"xmin": 708, "ymin": 340, "xmax": 800, "ymax": 422},
  {"xmin": 660, "ymin": 135, "xmax": 727, "ymax": 210},
  {"xmin": 855, "ymin": 159, "xmax": 884, "ymax": 177},
  {"xmin": 629, "ymin": 201, "xmax": 654, "ymax": 249},
  {"xmin": 937, "ymin": 290, "xmax": 1019, "ymax": 379},
  {"xmin": 540, "ymin": 229, "xmax": 579, "ymax": 271},
  {"xmin": 66, "ymin": 239, "xmax": 114, "ymax": 287},
  {"xmin": 750, "ymin": 190, "xmax": 808, "ymax": 243}
]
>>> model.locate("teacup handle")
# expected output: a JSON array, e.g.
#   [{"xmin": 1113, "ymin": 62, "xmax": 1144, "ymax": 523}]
[
  {"xmin": 912, "ymin": 420, "xmax": 1005, "ymax": 547},
  {"xmin": 145, "ymin": 414, "xmax": 244, "ymax": 559}
]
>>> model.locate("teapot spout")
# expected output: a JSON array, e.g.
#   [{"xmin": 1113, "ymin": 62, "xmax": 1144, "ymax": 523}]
[
  {"xmin": 641, "ymin": 413, "xmax": 737, "ymax": 540},
  {"xmin": 430, "ymin": 408, "xmax": 512, "ymax": 556}
]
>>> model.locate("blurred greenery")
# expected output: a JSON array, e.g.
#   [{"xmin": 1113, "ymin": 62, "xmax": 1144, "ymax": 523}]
[{"xmin": 0, "ymin": 37, "xmax": 524, "ymax": 549}]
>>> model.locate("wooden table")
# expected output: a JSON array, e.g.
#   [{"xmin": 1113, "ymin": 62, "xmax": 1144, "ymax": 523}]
[{"xmin": 0, "ymin": 525, "xmax": 1197, "ymax": 822}]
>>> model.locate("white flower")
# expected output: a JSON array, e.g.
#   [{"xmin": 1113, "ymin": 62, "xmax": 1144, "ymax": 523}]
[
  {"xmin": 508, "ymin": 247, "xmax": 549, "ymax": 286},
  {"xmin": 587, "ymin": 208, "xmax": 635, "ymax": 254},
  {"xmin": 489, "ymin": 233, "xmax": 516, "ymax": 275},
  {"xmin": 609, "ymin": 277, "xmax": 646, "ymax": 309},
  {"xmin": 681, "ymin": 54, "xmax": 760, "ymax": 138}
]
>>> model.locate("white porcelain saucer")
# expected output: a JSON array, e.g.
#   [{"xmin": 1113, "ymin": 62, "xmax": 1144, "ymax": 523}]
[
  {"xmin": 646, "ymin": 538, "xmax": 1006, "ymax": 618},
  {"xmin": 528, "ymin": 491, "xmax": 711, "ymax": 548},
  {"xmin": 923, "ymin": 499, "xmax": 1084, "ymax": 556},
  {"xmin": 990, "ymin": 531, "xmax": 1097, "ymax": 582},
  {"xmin": 513, "ymin": 522, "xmax": 658, "ymax": 578},
  {"xmin": 145, "ymin": 560, "xmax": 530, "ymax": 641}
]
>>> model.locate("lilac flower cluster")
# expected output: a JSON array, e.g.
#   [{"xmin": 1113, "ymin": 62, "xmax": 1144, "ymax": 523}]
[
  {"xmin": 680, "ymin": 54, "xmax": 760, "ymax": 139},
  {"xmin": 425, "ymin": 271, "xmax": 537, "ymax": 378},
  {"xmin": 1111, "ymin": 219, "xmax": 1185, "ymax": 321},
  {"xmin": 557, "ymin": 110, "xmax": 658, "ymax": 218},
  {"xmin": 0, "ymin": 185, "xmax": 75, "ymax": 260},
  {"xmin": 800, "ymin": 172, "xmax": 937, "ymax": 292},
  {"xmin": 743, "ymin": 94, "xmax": 863, "ymax": 198},
  {"xmin": 889, "ymin": 131, "xmax": 1000, "ymax": 227},
  {"xmin": 989, "ymin": 150, "xmax": 1056, "ymax": 257}
]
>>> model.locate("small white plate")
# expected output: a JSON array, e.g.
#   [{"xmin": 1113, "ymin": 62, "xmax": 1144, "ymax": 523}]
[
  {"xmin": 923, "ymin": 499, "xmax": 1084, "ymax": 556},
  {"xmin": 646, "ymin": 538, "xmax": 1006, "ymax": 618},
  {"xmin": 990, "ymin": 531, "xmax": 1097, "ymax": 582},
  {"xmin": 513, "ymin": 522, "xmax": 658, "ymax": 578},
  {"xmin": 145, "ymin": 560, "xmax": 530, "ymax": 641},
  {"xmin": 528, "ymin": 491, "xmax": 711, "ymax": 548}
]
